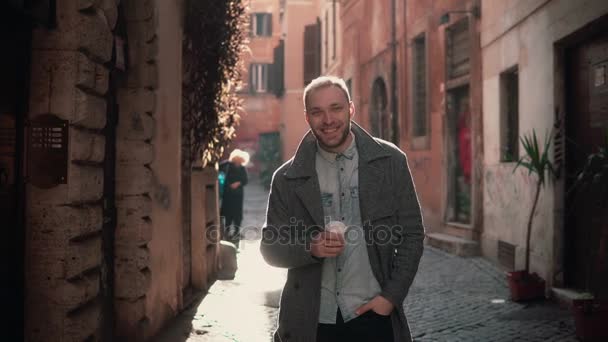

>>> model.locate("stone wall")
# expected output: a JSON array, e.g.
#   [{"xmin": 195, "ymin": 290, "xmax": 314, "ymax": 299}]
[
  {"xmin": 25, "ymin": 0, "xmax": 115, "ymax": 340},
  {"xmin": 114, "ymin": 0, "xmax": 158, "ymax": 338}
]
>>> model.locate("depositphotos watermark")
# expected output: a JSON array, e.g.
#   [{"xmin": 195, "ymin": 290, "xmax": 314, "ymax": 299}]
[{"xmin": 206, "ymin": 217, "xmax": 408, "ymax": 250}]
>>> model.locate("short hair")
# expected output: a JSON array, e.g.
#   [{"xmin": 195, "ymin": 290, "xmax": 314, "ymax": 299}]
[
  {"xmin": 229, "ymin": 148, "xmax": 250, "ymax": 166},
  {"xmin": 303, "ymin": 75, "xmax": 351, "ymax": 110}
]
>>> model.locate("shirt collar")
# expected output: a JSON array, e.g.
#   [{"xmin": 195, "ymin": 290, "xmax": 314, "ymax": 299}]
[{"xmin": 317, "ymin": 132, "xmax": 356, "ymax": 162}]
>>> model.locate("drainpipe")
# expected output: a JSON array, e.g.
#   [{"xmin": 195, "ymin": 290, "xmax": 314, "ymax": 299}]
[{"xmin": 390, "ymin": 0, "xmax": 399, "ymax": 144}]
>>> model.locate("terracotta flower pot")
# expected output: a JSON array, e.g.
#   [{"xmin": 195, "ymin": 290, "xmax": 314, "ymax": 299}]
[
  {"xmin": 506, "ymin": 270, "xmax": 545, "ymax": 302},
  {"xmin": 572, "ymin": 299, "xmax": 608, "ymax": 341}
]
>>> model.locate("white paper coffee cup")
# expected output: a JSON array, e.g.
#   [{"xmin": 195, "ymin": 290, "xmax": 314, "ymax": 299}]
[{"xmin": 325, "ymin": 220, "xmax": 347, "ymax": 236}]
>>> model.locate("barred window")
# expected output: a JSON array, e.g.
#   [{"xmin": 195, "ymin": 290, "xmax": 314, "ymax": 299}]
[
  {"xmin": 500, "ymin": 67, "xmax": 519, "ymax": 162},
  {"xmin": 250, "ymin": 63, "xmax": 269, "ymax": 93},
  {"xmin": 412, "ymin": 34, "xmax": 427, "ymax": 137},
  {"xmin": 251, "ymin": 13, "xmax": 272, "ymax": 37}
]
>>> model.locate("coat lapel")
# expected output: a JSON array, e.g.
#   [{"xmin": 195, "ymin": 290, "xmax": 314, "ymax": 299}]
[
  {"xmin": 285, "ymin": 131, "xmax": 325, "ymax": 227},
  {"xmin": 353, "ymin": 123, "xmax": 393, "ymax": 224}
]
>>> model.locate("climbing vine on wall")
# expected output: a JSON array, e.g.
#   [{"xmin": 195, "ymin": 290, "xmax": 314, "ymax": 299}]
[{"xmin": 182, "ymin": 0, "xmax": 248, "ymax": 166}]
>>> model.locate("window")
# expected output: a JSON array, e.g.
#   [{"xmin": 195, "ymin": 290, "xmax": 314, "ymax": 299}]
[
  {"xmin": 412, "ymin": 34, "xmax": 427, "ymax": 137},
  {"xmin": 303, "ymin": 20, "xmax": 321, "ymax": 86},
  {"xmin": 500, "ymin": 67, "xmax": 519, "ymax": 162},
  {"xmin": 251, "ymin": 13, "xmax": 272, "ymax": 37},
  {"xmin": 324, "ymin": 11, "xmax": 329, "ymax": 69},
  {"xmin": 332, "ymin": 0, "xmax": 337, "ymax": 60},
  {"xmin": 250, "ymin": 63, "xmax": 269, "ymax": 93},
  {"xmin": 346, "ymin": 78, "xmax": 352, "ymax": 98},
  {"xmin": 446, "ymin": 19, "xmax": 470, "ymax": 79}
]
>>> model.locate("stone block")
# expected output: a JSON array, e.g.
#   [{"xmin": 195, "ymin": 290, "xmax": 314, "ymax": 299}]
[
  {"xmin": 115, "ymin": 297, "xmax": 147, "ymax": 340},
  {"xmin": 71, "ymin": 128, "xmax": 106, "ymax": 163},
  {"xmin": 63, "ymin": 300, "xmax": 102, "ymax": 341},
  {"xmin": 115, "ymin": 264, "xmax": 151, "ymax": 299},
  {"xmin": 77, "ymin": 12, "xmax": 114, "ymax": 63},
  {"xmin": 28, "ymin": 50, "xmax": 78, "ymax": 119},
  {"xmin": 74, "ymin": 88, "xmax": 107, "ymax": 129},
  {"xmin": 127, "ymin": 61, "xmax": 158, "ymax": 89},
  {"xmin": 116, "ymin": 196, "xmax": 153, "ymax": 244},
  {"xmin": 100, "ymin": 0, "xmax": 119, "ymax": 30},
  {"xmin": 68, "ymin": 164, "xmax": 104, "ymax": 203},
  {"xmin": 27, "ymin": 205, "xmax": 103, "ymax": 242},
  {"xmin": 25, "ymin": 291, "xmax": 64, "ymax": 341},
  {"xmin": 64, "ymin": 236, "xmax": 102, "ymax": 279},
  {"xmin": 118, "ymin": 88, "xmax": 156, "ymax": 115},
  {"xmin": 27, "ymin": 164, "xmax": 104, "ymax": 205},
  {"xmin": 31, "ymin": 1, "xmax": 80, "ymax": 51},
  {"xmin": 128, "ymin": 27, "xmax": 158, "ymax": 67},
  {"xmin": 78, "ymin": 0, "xmax": 96, "ymax": 12},
  {"xmin": 116, "ymin": 140, "xmax": 155, "ymax": 165},
  {"xmin": 124, "ymin": 0, "xmax": 155, "ymax": 21},
  {"xmin": 116, "ymin": 165, "xmax": 154, "ymax": 196},
  {"xmin": 63, "ymin": 273, "xmax": 101, "ymax": 311},
  {"xmin": 115, "ymin": 244, "xmax": 150, "ymax": 271},
  {"xmin": 117, "ymin": 111, "xmax": 156, "ymax": 141},
  {"xmin": 116, "ymin": 216, "xmax": 153, "ymax": 246},
  {"xmin": 76, "ymin": 53, "xmax": 109, "ymax": 95}
]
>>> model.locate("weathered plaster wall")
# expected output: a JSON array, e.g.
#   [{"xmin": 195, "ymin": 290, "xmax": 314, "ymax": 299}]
[
  {"xmin": 481, "ymin": 0, "xmax": 608, "ymax": 285},
  {"xmin": 144, "ymin": 0, "xmax": 185, "ymax": 338},
  {"xmin": 25, "ymin": 0, "xmax": 115, "ymax": 340},
  {"xmin": 281, "ymin": 0, "xmax": 320, "ymax": 161}
]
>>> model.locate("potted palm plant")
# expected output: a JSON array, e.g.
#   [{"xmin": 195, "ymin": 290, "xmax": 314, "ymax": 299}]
[
  {"xmin": 567, "ymin": 128, "xmax": 608, "ymax": 341},
  {"xmin": 508, "ymin": 130, "xmax": 556, "ymax": 301}
]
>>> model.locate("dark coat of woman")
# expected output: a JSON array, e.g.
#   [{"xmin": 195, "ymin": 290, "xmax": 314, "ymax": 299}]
[{"xmin": 219, "ymin": 160, "xmax": 248, "ymax": 223}]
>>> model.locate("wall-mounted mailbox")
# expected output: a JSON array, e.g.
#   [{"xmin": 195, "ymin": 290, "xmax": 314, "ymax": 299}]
[{"xmin": 27, "ymin": 114, "xmax": 68, "ymax": 188}]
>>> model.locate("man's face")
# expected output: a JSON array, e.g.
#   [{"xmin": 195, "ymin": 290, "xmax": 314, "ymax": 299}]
[{"xmin": 305, "ymin": 85, "xmax": 354, "ymax": 153}]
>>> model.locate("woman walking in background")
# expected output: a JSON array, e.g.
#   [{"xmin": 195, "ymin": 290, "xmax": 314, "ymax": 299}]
[{"xmin": 219, "ymin": 149, "xmax": 249, "ymax": 249}]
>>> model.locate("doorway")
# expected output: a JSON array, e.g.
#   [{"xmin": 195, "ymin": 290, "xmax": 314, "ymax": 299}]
[
  {"xmin": 565, "ymin": 30, "xmax": 608, "ymax": 297},
  {"xmin": 445, "ymin": 86, "xmax": 472, "ymax": 225},
  {"xmin": 370, "ymin": 77, "xmax": 390, "ymax": 141}
]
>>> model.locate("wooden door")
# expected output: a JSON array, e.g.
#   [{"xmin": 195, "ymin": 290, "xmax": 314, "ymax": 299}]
[{"xmin": 565, "ymin": 32, "xmax": 608, "ymax": 297}]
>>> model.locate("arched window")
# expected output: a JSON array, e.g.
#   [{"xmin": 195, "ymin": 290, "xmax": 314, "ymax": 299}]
[{"xmin": 370, "ymin": 77, "xmax": 390, "ymax": 140}]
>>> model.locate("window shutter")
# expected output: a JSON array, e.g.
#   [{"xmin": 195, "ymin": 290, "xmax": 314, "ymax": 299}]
[
  {"xmin": 249, "ymin": 64, "xmax": 255, "ymax": 94},
  {"xmin": 447, "ymin": 20, "xmax": 470, "ymax": 79},
  {"xmin": 266, "ymin": 13, "xmax": 273, "ymax": 36},
  {"xmin": 270, "ymin": 40, "xmax": 285, "ymax": 97},
  {"xmin": 249, "ymin": 14, "xmax": 254, "ymax": 37},
  {"xmin": 303, "ymin": 20, "xmax": 321, "ymax": 86}
]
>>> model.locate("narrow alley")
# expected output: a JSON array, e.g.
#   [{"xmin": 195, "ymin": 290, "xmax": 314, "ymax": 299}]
[{"xmin": 154, "ymin": 179, "xmax": 577, "ymax": 342}]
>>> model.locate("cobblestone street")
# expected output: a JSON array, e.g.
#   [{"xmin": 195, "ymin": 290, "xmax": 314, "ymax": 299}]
[{"xmin": 154, "ymin": 179, "xmax": 577, "ymax": 342}]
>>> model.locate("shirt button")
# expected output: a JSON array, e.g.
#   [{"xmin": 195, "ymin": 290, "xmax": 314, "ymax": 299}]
[
  {"xmin": 337, "ymin": 291, "xmax": 340, "ymax": 296},
  {"xmin": 340, "ymin": 168, "xmax": 344, "ymax": 171},
  {"xmin": 338, "ymin": 268, "xmax": 342, "ymax": 272},
  {"xmin": 341, "ymin": 217, "xmax": 345, "ymax": 220},
  {"xmin": 341, "ymin": 192, "xmax": 344, "ymax": 197}
]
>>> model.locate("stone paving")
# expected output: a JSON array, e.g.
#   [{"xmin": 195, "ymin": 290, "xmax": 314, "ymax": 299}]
[{"xmin": 154, "ymin": 178, "xmax": 578, "ymax": 342}]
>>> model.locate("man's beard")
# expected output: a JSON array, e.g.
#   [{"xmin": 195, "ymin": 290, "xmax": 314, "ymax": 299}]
[{"xmin": 314, "ymin": 121, "xmax": 351, "ymax": 151}]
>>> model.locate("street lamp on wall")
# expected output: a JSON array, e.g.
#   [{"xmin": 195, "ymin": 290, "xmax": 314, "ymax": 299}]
[{"xmin": 439, "ymin": 6, "xmax": 480, "ymax": 25}]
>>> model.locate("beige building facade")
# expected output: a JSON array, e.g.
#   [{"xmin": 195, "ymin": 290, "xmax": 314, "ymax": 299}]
[
  {"xmin": 236, "ymin": 0, "xmax": 284, "ymax": 177},
  {"xmin": 279, "ymin": 0, "xmax": 322, "ymax": 160},
  {"xmin": 481, "ymin": 0, "xmax": 608, "ymax": 293}
]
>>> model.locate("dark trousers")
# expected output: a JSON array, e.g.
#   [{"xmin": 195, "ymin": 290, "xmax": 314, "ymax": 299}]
[
  {"xmin": 222, "ymin": 214, "xmax": 242, "ymax": 247},
  {"xmin": 316, "ymin": 309, "xmax": 394, "ymax": 342}
]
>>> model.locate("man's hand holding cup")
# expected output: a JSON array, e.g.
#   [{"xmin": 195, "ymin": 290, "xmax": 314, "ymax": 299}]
[{"xmin": 311, "ymin": 221, "xmax": 347, "ymax": 258}]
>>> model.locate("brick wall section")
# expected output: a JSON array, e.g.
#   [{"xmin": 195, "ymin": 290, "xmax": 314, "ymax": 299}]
[
  {"xmin": 25, "ymin": 0, "xmax": 115, "ymax": 340},
  {"xmin": 113, "ymin": 0, "xmax": 158, "ymax": 339}
]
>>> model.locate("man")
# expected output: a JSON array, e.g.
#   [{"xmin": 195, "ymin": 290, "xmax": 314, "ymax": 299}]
[{"xmin": 260, "ymin": 76, "xmax": 425, "ymax": 342}]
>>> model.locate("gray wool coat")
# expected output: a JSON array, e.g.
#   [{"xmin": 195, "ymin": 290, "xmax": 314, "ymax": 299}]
[{"xmin": 260, "ymin": 123, "xmax": 425, "ymax": 342}]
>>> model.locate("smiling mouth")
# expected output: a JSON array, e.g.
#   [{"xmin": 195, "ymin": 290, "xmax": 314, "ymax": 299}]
[{"xmin": 322, "ymin": 127, "xmax": 339, "ymax": 135}]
